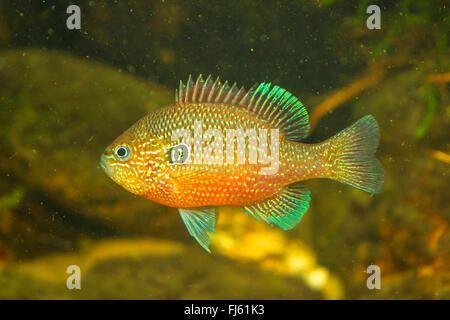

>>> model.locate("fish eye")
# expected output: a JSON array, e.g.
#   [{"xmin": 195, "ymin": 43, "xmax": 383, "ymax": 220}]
[{"xmin": 114, "ymin": 145, "xmax": 131, "ymax": 161}]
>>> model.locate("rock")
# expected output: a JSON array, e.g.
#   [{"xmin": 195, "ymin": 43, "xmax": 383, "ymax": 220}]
[
  {"xmin": 0, "ymin": 49, "xmax": 183, "ymax": 246},
  {"xmin": 0, "ymin": 237, "xmax": 321, "ymax": 299}
]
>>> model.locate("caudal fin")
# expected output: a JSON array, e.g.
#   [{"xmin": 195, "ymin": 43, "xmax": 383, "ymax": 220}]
[{"xmin": 328, "ymin": 115, "xmax": 384, "ymax": 194}]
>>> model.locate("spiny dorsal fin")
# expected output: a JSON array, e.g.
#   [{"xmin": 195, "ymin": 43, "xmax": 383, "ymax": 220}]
[
  {"xmin": 175, "ymin": 74, "xmax": 310, "ymax": 141},
  {"xmin": 243, "ymin": 182, "xmax": 311, "ymax": 230}
]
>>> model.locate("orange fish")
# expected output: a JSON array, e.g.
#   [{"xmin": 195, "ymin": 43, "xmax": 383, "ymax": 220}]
[{"xmin": 100, "ymin": 75, "xmax": 384, "ymax": 252}]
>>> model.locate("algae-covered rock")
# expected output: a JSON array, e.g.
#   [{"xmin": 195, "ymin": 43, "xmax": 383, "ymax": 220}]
[
  {"xmin": 0, "ymin": 237, "xmax": 321, "ymax": 299},
  {"xmin": 0, "ymin": 49, "xmax": 181, "ymax": 245}
]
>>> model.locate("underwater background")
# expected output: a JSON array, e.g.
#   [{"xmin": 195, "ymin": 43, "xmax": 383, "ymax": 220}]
[{"xmin": 0, "ymin": 0, "xmax": 448, "ymax": 299}]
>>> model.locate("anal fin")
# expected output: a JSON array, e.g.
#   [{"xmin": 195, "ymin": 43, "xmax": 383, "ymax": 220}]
[
  {"xmin": 179, "ymin": 207, "xmax": 216, "ymax": 253},
  {"xmin": 243, "ymin": 183, "xmax": 311, "ymax": 230}
]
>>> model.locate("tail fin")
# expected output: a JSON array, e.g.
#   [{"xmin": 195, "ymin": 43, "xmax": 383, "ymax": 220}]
[{"xmin": 328, "ymin": 115, "xmax": 384, "ymax": 194}]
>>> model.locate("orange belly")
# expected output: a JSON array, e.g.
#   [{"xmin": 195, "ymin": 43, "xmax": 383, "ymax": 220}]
[
  {"xmin": 144, "ymin": 141, "xmax": 328, "ymax": 208},
  {"xmin": 145, "ymin": 164, "xmax": 290, "ymax": 208}
]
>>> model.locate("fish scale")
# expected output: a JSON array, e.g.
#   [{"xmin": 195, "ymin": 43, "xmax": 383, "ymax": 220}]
[
  {"xmin": 141, "ymin": 103, "xmax": 319, "ymax": 208},
  {"xmin": 101, "ymin": 75, "xmax": 384, "ymax": 252}
]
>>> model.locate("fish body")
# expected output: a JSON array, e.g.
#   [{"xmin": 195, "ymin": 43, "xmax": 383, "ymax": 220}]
[{"xmin": 101, "ymin": 75, "xmax": 384, "ymax": 252}]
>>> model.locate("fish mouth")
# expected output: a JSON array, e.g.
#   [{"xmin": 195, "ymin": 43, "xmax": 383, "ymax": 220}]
[{"xmin": 99, "ymin": 155, "xmax": 114, "ymax": 177}]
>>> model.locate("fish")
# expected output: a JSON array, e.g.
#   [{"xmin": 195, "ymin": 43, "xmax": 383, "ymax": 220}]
[{"xmin": 100, "ymin": 75, "xmax": 384, "ymax": 252}]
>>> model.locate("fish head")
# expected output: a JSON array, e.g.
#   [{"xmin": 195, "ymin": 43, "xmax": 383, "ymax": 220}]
[{"xmin": 100, "ymin": 118, "xmax": 165, "ymax": 196}]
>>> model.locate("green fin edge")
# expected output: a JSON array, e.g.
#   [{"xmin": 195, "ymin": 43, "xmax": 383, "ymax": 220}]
[
  {"xmin": 243, "ymin": 183, "xmax": 311, "ymax": 230},
  {"xmin": 176, "ymin": 75, "xmax": 310, "ymax": 141},
  {"xmin": 179, "ymin": 207, "xmax": 216, "ymax": 253}
]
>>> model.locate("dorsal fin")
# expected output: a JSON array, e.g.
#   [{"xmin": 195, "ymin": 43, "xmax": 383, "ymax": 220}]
[{"xmin": 175, "ymin": 74, "xmax": 310, "ymax": 141}]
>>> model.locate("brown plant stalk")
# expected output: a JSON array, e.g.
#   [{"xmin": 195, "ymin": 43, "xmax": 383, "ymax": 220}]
[{"xmin": 309, "ymin": 61, "xmax": 385, "ymax": 129}]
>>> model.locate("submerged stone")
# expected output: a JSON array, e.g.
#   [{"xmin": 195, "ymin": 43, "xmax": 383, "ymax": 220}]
[{"xmin": 0, "ymin": 49, "xmax": 179, "ymax": 243}]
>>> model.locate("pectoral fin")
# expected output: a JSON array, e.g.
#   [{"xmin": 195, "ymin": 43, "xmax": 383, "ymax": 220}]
[
  {"xmin": 243, "ymin": 183, "xmax": 311, "ymax": 230},
  {"xmin": 179, "ymin": 207, "xmax": 217, "ymax": 253}
]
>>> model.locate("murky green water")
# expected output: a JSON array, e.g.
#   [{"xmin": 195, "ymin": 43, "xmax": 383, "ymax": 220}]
[{"xmin": 0, "ymin": 1, "xmax": 448, "ymax": 299}]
